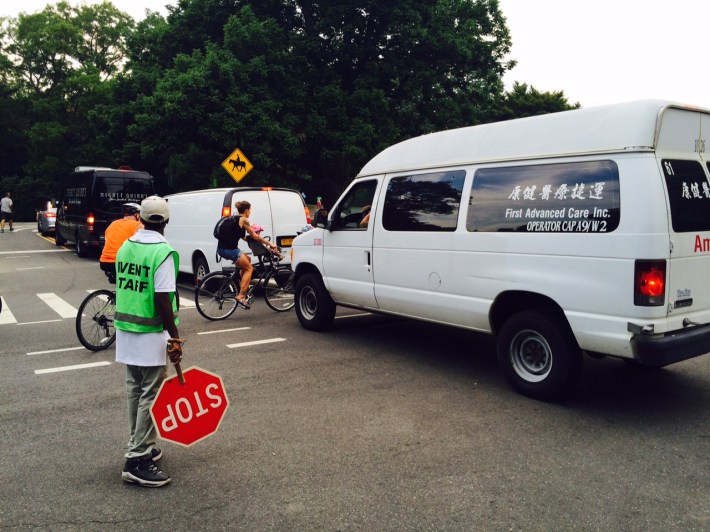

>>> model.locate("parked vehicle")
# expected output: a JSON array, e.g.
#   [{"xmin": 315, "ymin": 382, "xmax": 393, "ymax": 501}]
[
  {"xmin": 55, "ymin": 166, "xmax": 156, "ymax": 257},
  {"xmin": 165, "ymin": 187, "xmax": 310, "ymax": 285},
  {"xmin": 37, "ymin": 205, "xmax": 57, "ymax": 235},
  {"xmin": 291, "ymin": 99, "xmax": 710, "ymax": 400}
]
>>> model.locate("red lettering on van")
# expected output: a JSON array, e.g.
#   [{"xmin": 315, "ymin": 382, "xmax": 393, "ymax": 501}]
[{"xmin": 693, "ymin": 234, "xmax": 710, "ymax": 252}]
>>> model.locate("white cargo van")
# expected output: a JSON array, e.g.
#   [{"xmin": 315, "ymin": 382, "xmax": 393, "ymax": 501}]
[
  {"xmin": 165, "ymin": 187, "xmax": 310, "ymax": 284},
  {"xmin": 290, "ymin": 100, "xmax": 710, "ymax": 400}
]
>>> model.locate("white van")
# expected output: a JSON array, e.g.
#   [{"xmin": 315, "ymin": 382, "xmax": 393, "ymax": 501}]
[
  {"xmin": 290, "ymin": 100, "xmax": 710, "ymax": 400},
  {"xmin": 165, "ymin": 187, "xmax": 310, "ymax": 284}
]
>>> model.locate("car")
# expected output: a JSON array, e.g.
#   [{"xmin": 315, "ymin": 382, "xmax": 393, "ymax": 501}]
[{"xmin": 37, "ymin": 207, "xmax": 57, "ymax": 236}]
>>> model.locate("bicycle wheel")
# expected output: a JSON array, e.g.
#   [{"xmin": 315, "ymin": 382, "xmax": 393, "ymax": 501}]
[
  {"xmin": 195, "ymin": 271, "xmax": 239, "ymax": 320},
  {"xmin": 263, "ymin": 267, "xmax": 295, "ymax": 312},
  {"xmin": 76, "ymin": 289, "xmax": 116, "ymax": 351}
]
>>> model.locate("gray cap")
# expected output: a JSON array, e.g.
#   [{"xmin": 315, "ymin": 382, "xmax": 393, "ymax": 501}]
[{"xmin": 140, "ymin": 195, "xmax": 169, "ymax": 223}]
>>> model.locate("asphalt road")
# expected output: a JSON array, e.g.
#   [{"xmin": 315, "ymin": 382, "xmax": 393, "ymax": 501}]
[{"xmin": 0, "ymin": 223, "xmax": 708, "ymax": 531}]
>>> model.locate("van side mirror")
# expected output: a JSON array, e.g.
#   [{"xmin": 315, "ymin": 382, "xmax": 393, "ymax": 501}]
[{"xmin": 314, "ymin": 208, "xmax": 328, "ymax": 228}]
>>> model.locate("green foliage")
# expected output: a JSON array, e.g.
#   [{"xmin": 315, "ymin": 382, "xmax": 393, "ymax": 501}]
[
  {"xmin": 495, "ymin": 82, "xmax": 580, "ymax": 121},
  {"xmin": 0, "ymin": 0, "xmax": 581, "ymax": 209}
]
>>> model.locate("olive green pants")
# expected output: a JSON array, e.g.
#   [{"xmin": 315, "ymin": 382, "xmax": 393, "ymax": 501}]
[{"xmin": 125, "ymin": 364, "xmax": 167, "ymax": 459}]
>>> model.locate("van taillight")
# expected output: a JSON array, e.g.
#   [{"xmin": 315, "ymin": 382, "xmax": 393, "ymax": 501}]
[
  {"xmin": 304, "ymin": 205, "xmax": 311, "ymax": 224},
  {"xmin": 87, "ymin": 213, "xmax": 95, "ymax": 233},
  {"xmin": 634, "ymin": 260, "xmax": 666, "ymax": 306},
  {"xmin": 222, "ymin": 206, "xmax": 231, "ymax": 217}
]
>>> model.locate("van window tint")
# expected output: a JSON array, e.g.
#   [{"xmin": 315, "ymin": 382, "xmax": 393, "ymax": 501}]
[
  {"xmin": 331, "ymin": 180, "xmax": 378, "ymax": 229},
  {"xmin": 93, "ymin": 176, "xmax": 154, "ymax": 214},
  {"xmin": 382, "ymin": 171, "xmax": 465, "ymax": 231},
  {"xmin": 467, "ymin": 161, "xmax": 620, "ymax": 233},
  {"xmin": 662, "ymin": 160, "xmax": 710, "ymax": 232}
]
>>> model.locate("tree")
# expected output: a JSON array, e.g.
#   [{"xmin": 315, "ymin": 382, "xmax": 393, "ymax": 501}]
[
  {"xmin": 119, "ymin": 0, "xmax": 515, "ymax": 202},
  {"xmin": 494, "ymin": 82, "xmax": 580, "ymax": 121}
]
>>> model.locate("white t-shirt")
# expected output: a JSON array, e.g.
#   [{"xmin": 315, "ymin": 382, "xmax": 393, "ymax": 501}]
[
  {"xmin": 0, "ymin": 197, "xmax": 12, "ymax": 213},
  {"xmin": 115, "ymin": 230, "xmax": 177, "ymax": 367}
]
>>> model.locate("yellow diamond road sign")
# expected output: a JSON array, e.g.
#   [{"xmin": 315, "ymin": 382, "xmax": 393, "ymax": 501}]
[{"xmin": 221, "ymin": 148, "xmax": 254, "ymax": 183}]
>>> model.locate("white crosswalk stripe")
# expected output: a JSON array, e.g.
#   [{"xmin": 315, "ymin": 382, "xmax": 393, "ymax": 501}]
[
  {"xmin": 37, "ymin": 293, "xmax": 78, "ymax": 319},
  {"xmin": 1, "ymin": 290, "xmax": 195, "ymax": 326},
  {"xmin": 0, "ymin": 296, "xmax": 17, "ymax": 324}
]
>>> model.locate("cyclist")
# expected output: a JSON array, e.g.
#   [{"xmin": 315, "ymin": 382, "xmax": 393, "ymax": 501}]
[
  {"xmin": 217, "ymin": 200, "xmax": 279, "ymax": 308},
  {"xmin": 99, "ymin": 202, "xmax": 143, "ymax": 281}
]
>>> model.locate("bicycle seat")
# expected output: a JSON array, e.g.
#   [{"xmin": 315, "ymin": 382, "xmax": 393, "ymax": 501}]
[
  {"xmin": 246, "ymin": 237, "xmax": 270, "ymax": 257},
  {"xmin": 221, "ymin": 265, "xmax": 237, "ymax": 273}
]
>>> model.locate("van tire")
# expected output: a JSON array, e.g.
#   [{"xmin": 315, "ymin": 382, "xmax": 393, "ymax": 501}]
[
  {"xmin": 497, "ymin": 311, "xmax": 582, "ymax": 401},
  {"xmin": 194, "ymin": 255, "xmax": 209, "ymax": 286},
  {"xmin": 295, "ymin": 273, "xmax": 336, "ymax": 331},
  {"xmin": 75, "ymin": 232, "xmax": 88, "ymax": 257}
]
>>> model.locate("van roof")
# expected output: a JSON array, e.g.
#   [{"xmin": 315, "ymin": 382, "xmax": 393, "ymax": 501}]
[
  {"xmin": 358, "ymin": 99, "xmax": 710, "ymax": 176},
  {"xmin": 165, "ymin": 186, "xmax": 301, "ymax": 197}
]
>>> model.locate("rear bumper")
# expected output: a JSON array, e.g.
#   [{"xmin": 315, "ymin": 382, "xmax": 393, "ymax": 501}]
[{"xmin": 633, "ymin": 323, "xmax": 710, "ymax": 367}]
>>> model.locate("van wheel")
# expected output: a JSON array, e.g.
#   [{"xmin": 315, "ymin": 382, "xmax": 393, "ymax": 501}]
[
  {"xmin": 55, "ymin": 228, "xmax": 66, "ymax": 246},
  {"xmin": 76, "ymin": 232, "xmax": 88, "ymax": 257},
  {"xmin": 194, "ymin": 256, "xmax": 209, "ymax": 286},
  {"xmin": 295, "ymin": 273, "xmax": 335, "ymax": 331},
  {"xmin": 497, "ymin": 311, "xmax": 582, "ymax": 401}
]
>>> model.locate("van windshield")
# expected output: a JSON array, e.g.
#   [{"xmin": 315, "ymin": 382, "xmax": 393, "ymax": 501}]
[
  {"xmin": 662, "ymin": 159, "xmax": 710, "ymax": 232},
  {"xmin": 93, "ymin": 175, "xmax": 154, "ymax": 214}
]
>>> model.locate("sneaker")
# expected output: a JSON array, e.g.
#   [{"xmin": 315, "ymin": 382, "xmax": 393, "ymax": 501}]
[
  {"xmin": 1, "ymin": 230, "xmax": 3, "ymax": 233},
  {"xmin": 122, "ymin": 456, "xmax": 171, "ymax": 487},
  {"xmin": 8, "ymin": 228, "xmax": 13, "ymax": 232},
  {"xmin": 151, "ymin": 447, "xmax": 163, "ymax": 461}
]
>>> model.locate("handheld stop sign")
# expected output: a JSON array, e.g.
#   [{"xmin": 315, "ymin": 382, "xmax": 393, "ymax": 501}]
[{"xmin": 150, "ymin": 366, "xmax": 229, "ymax": 447}]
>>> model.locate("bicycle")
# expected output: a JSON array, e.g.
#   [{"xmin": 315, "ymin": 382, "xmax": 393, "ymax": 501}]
[
  {"xmin": 76, "ymin": 269, "xmax": 181, "ymax": 351},
  {"xmin": 195, "ymin": 238, "xmax": 295, "ymax": 320},
  {"xmin": 76, "ymin": 280, "xmax": 116, "ymax": 351}
]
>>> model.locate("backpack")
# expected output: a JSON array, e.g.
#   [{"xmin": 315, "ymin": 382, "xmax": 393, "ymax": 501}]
[{"xmin": 213, "ymin": 215, "xmax": 237, "ymax": 240}]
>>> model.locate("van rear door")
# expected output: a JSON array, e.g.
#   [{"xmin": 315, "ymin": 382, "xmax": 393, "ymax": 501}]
[
  {"xmin": 267, "ymin": 189, "xmax": 308, "ymax": 249},
  {"xmin": 657, "ymin": 108, "xmax": 710, "ymax": 328}
]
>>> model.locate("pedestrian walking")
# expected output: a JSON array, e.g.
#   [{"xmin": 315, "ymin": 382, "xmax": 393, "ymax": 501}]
[
  {"xmin": 1, "ymin": 192, "xmax": 14, "ymax": 233},
  {"xmin": 114, "ymin": 195, "xmax": 182, "ymax": 488}
]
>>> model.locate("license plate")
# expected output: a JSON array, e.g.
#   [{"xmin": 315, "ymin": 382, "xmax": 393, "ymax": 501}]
[{"xmin": 280, "ymin": 238, "xmax": 293, "ymax": 247}]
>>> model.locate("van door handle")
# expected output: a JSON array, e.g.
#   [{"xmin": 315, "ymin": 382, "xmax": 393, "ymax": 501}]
[{"xmin": 364, "ymin": 250, "xmax": 371, "ymax": 270}]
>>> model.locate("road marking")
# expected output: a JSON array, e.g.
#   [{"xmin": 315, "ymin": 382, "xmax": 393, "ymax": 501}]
[
  {"xmin": 17, "ymin": 267, "xmax": 45, "ymax": 271},
  {"xmin": 0, "ymin": 249, "xmax": 71, "ymax": 255},
  {"xmin": 35, "ymin": 361, "xmax": 111, "ymax": 374},
  {"xmin": 227, "ymin": 338, "xmax": 286, "ymax": 348},
  {"xmin": 180, "ymin": 298, "xmax": 196, "ymax": 308},
  {"xmin": 37, "ymin": 292, "xmax": 78, "ymax": 318},
  {"xmin": 199, "ymin": 327, "xmax": 251, "ymax": 335},
  {"xmin": 0, "ymin": 296, "xmax": 17, "ymax": 324},
  {"xmin": 19, "ymin": 319, "xmax": 62, "ymax": 326},
  {"xmin": 28, "ymin": 346, "xmax": 86, "ymax": 356}
]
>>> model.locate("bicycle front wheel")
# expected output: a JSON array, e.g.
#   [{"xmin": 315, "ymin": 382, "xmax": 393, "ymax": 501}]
[
  {"xmin": 76, "ymin": 289, "xmax": 116, "ymax": 351},
  {"xmin": 195, "ymin": 272, "xmax": 239, "ymax": 320},
  {"xmin": 263, "ymin": 268, "xmax": 295, "ymax": 312}
]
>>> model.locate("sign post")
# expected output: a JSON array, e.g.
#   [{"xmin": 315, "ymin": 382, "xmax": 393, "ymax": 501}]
[
  {"xmin": 221, "ymin": 147, "xmax": 254, "ymax": 183},
  {"xmin": 150, "ymin": 366, "xmax": 229, "ymax": 447}
]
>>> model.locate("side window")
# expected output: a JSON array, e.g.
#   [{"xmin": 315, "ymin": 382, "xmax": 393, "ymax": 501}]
[
  {"xmin": 382, "ymin": 170, "xmax": 465, "ymax": 231},
  {"xmin": 331, "ymin": 180, "xmax": 378, "ymax": 230},
  {"xmin": 662, "ymin": 160, "xmax": 710, "ymax": 232},
  {"xmin": 467, "ymin": 161, "xmax": 620, "ymax": 233}
]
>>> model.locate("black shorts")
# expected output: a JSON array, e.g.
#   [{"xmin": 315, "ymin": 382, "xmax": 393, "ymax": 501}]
[{"xmin": 1, "ymin": 212, "xmax": 11, "ymax": 221}]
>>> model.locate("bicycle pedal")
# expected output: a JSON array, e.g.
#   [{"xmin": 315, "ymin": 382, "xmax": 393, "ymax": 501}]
[{"xmin": 99, "ymin": 337, "xmax": 112, "ymax": 345}]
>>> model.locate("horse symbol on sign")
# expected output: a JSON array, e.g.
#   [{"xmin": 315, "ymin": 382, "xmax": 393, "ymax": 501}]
[{"xmin": 221, "ymin": 148, "xmax": 253, "ymax": 183}]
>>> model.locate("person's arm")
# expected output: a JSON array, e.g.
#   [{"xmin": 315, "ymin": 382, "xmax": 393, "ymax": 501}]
[{"xmin": 155, "ymin": 292, "xmax": 179, "ymax": 339}]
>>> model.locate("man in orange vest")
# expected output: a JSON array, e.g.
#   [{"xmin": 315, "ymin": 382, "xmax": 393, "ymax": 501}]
[{"xmin": 100, "ymin": 203, "xmax": 143, "ymax": 281}]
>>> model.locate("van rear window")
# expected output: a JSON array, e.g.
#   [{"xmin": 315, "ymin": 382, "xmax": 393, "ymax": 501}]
[
  {"xmin": 662, "ymin": 160, "xmax": 710, "ymax": 232},
  {"xmin": 382, "ymin": 171, "xmax": 465, "ymax": 231},
  {"xmin": 93, "ymin": 176, "xmax": 154, "ymax": 214},
  {"xmin": 467, "ymin": 160, "xmax": 620, "ymax": 233}
]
